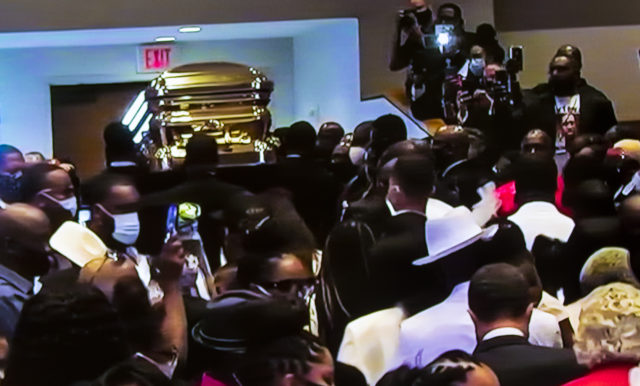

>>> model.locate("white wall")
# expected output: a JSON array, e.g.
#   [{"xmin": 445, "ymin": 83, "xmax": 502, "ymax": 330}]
[
  {"xmin": 0, "ymin": 38, "xmax": 294, "ymax": 156},
  {"xmin": 293, "ymin": 20, "xmax": 361, "ymax": 131},
  {"xmin": 499, "ymin": 25, "xmax": 640, "ymax": 122}
]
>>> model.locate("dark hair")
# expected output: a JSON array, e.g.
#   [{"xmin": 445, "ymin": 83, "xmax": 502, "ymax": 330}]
[
  {"xmin": 469, "ymin": 263, "xmax": 531, "ymax": 322},
  {"xmin": 351, "ymin": 121, "xmax": 374, "ymax": 147},
  {"xmin": 20, "ymin": 162, "xmax": 64, "ymax": 202},
  {"xmin": 476, "ymin": 23, "xmax": 496, "ymax": 41},
  {"xmin": 282, "ymin": 121, "xmax": 317, "ymax": 156},
  {"xmin": 235, "ymin": 332, "xmax": 328, "ymax": 386},
  {"xmin": 391, "ymin": 155, "xmax": 436, "ymax": 197},
  {"xmin": 83, "ymin": 172, "xmax": 136, "ymax": 205},
  {"xmin": 438, "ymin": 3, "xmax": 463, "ymax": 22},
  {"xmin": 0, "ymin": 144, "xmax": 22, "ymax": 164},
  {"xmin": 184, "ymin": 133, "xmax": 219, "ymax": 167},
  {"xmin": 370, "ymin": 114, "xmax": 407, "ymax": 158},
  {"xmin": 111, "ymin": 276, "xmax": 165, "ymax": 355},
  {"xmin": 3, "ymin": 284, "xmax": 130, "ymax": 386},
  {"xmin": 317, "ymin": 220, "xmax": 376, "ymax": 353},
  {"xmin": 377, "ymin": 139, "xmax": 433, "ymax": 169},
  {"xmin": 377, "ymin": 350, "xmax": 481, "ymax": 386},
  {"xmin": 230, "ymin": 194, "xmax": 317, "ymax": 262},
  {"xmin": 318, "ymin": 122, "xmax": 345, "ymax": 141},
  {"xmin": 236, "ymin": 250, "xmax": 310, "ymax": 289},
  {"xmin": 565, "ymin": 179, "xmax": 615, "ymax": 218},
  {"xmin": 514, "ymin": 154, "xmax": 557, "ymax": 203},
  {"xmin": 25, "ymin": 151, "xmax": 45, "ymax": 161}
]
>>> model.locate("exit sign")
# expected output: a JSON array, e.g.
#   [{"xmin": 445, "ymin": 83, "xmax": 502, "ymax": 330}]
[{"xmin": 137, "ymin": 45, "xmax": 174, "ymax": 73}]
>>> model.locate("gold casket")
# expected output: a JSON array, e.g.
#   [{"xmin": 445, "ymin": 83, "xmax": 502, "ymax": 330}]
[{"xmin": 138, "ymin": 62, "xmax": 276, "ymax": 169}]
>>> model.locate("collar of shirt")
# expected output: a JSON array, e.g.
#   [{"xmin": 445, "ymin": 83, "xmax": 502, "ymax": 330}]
[
  {"xmin": 385, "ymin": 198, "xmax": 426, "ymax": 218},
  {"xmin": 442, "ymin": 159, "xmax": 467, "ymax": 178},
  {"xmin": 0, "ymin": 264, "xmax": 32, "ymax": 294},
  {"xmin": 458, "ymin": 61, "xmax": 470, "ymax": 78},
  {"xmin": 482, "ymin": 327, "xmax": 525, "ymax": 341},
  {"xmin": 125, "ymin": 246, "xmax": 152, "ymax": 287},
  {"xmin": 449, "ymin": 281, "xmax": 470, "ymax": 303}
]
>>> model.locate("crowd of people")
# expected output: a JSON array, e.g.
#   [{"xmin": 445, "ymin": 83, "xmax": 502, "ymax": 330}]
[{"xmin": 0, "ymin": 2, "xmax": 639, "ymax": 386}]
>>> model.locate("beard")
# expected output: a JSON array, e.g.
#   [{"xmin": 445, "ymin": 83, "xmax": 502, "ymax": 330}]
[{"xmin": 550, "ymin": 78, "xmax": 577, "ymax": 96}]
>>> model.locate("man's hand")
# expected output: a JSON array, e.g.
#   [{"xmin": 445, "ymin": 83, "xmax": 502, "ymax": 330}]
[{"xmin": 155, "ymin": 236, "xmax": 186, "ymax": 282}]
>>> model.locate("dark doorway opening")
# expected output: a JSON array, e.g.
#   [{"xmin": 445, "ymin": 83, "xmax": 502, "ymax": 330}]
[{"xmin": 50, "ymin": 82, "xmax": 146, "ymax": 180}]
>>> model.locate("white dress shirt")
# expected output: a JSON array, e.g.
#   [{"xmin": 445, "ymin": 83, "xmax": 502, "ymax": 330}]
[
  {"xmin": 386, "ymin": 198, "xmax": 453, "ymax": 219},
  {"xmin": 483, "ymin": 327, "xmax": 525, "ymax": 341},
  {"xmin": 392, "ymin": 281, "xmax": 562, "ymax": 371},
  {"xmin": 508, "ymin": 201, "xmax": 575, "ymax": 250}
]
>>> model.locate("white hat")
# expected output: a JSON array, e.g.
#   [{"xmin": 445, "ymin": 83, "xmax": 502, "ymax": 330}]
[
  {"xmin": 413, "ymin": 206, "xmax": 492, "ymax": 266},
  {"xmin": 49, "ymin": 221, "xmax": 108, "ymax": 267}
]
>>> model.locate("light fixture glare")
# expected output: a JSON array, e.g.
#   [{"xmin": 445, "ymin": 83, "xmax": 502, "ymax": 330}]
[
  {"xmin": 155, "ymin": 36, "xmax": 176, "ymax": 42},
  {"xmin": 178, "ymin": 26, "xmax": 201, "ymax": 33}
]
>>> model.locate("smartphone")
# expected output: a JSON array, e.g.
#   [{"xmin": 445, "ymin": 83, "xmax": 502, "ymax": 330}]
[
  {"xmin": 510, "ymin": 45, "xmax": 524, "ymax": 72},
  {"xmin": 165, "ymin": 204, "xmax": 178, "ymax": 242}
]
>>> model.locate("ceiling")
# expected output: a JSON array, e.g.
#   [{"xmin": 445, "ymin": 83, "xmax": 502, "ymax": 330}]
[{"xmin": 0, "ymin": 18, "xmax": 350, "ymax": 49}]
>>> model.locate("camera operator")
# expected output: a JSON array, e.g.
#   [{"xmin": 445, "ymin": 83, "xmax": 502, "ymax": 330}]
[
  {"xmin": 453, "ymin": 56, "xmax": 526, "ymax": 160},
  {"xmin": 390, "ymin": 2, "xmax": 475, "ymax": 121}
]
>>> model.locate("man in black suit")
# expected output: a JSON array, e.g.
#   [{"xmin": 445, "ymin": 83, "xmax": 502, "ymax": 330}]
[
  {"xmin": 524, "ymin": 54, "xmax": 617, "ymax": 143},
  {"xmin": 268, "ymin": 121, "xmax": 341, "ymax": 245},
  {"xmin": 470, "ymin": 263, "xmax": 587, "ymax": 386},
  {"xmin": 368, "ymin": 154, "xmax": 448, "ymax": 310}
]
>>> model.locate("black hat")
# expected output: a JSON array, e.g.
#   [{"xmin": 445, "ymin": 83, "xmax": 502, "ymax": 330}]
[{"xmin": 192, "ymin": 291, "xmax": 307, "ymax": 353}]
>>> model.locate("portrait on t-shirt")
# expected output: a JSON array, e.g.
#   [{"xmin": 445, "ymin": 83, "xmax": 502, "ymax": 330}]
[{"xmin": 554, "ymin": 94, "xmax": 581, "ymax": 152}]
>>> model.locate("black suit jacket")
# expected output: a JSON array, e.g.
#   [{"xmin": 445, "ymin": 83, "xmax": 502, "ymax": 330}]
[
  {"xmin": 474, "ymin": 335, "xmax": 587, "ymax": 386},
  {"xmin": 524, "ymin": 82, "xmax": 617, "ymax": 139}
]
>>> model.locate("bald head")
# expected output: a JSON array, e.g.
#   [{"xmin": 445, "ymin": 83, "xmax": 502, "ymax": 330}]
[
  {"xmin": 433, "ymin": 126, "xmax": 470, "ymax": 168},
  {"xmin": 0, "ymin": 204, "xmax": 51, "ymax": 277},
  {"xmin": 378, "ymin": 139, "xmax": 432, "ymax": 168},
  {"xmin": 555, "ymin": 44, "xmax": 582, "ymax": 71},
  {"xmin": 0, "ymin": 204, "xmax": 50, "ymax": 245},
  {"xmin": 521, "ymin": 129, "xmax": 553, "ymax": 158}
]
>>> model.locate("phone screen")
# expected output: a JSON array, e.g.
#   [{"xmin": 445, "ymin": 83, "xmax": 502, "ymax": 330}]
[{"xmin": 165, "ymin": 204, "xmax": 178, "ymax": 242}]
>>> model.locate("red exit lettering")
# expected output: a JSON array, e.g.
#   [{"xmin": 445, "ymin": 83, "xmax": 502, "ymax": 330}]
[{"xmin": 144, "ymin": 48, "xmax": 171, "ymax": 70}]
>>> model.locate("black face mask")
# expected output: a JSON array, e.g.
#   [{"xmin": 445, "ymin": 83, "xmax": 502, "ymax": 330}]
[
  {"xmin": 550, "ymin": 77, "xmax": 577, "ymax": 96},
  {"xmin": 415, "ymin": 8, "xmax": 433, "ymax": 26}
]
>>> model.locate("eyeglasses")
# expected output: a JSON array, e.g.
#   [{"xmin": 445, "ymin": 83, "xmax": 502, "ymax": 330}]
[{"xmin": 259, "ymin": 278, "xmax": 318, "ymax": 300}]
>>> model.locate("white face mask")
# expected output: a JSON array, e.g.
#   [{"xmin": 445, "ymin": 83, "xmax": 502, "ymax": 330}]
[
  {"xmin": 348, "ymin": 146, "xmax": 367, "ymax": 166},
  {"xmin": 470, "ymin": 58, "xmax": 485, "ymax": 77},
  {"xmin": 97, "ymin": 204, "xmax": 140, "ymax": 246},
  {"xmin": 38, "ymin": 190, "xmax": 78, "ymax": 217}
]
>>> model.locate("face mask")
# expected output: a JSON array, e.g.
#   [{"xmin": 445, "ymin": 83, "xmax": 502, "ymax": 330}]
[
  {"xmin": 98, "ymin": 204, "xmax": 140, "ymax": 246},
  {"xmin": 348, "ymin": 146, "xmax": 366, "ymax": 166},
  {"xmin": 38, "ymin": 191, "xmax": 78, "ymax": 217},
  {"xmin": 470, "ymin": 58, "xmax": 485, "ymax": 77},
  {"xmin": 549, "ymin": 77, "xmax": 576, "ymax": 96},
  {"xmin": 4, "ymin": 170, "xmax": 22, "ymax": 179}
]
